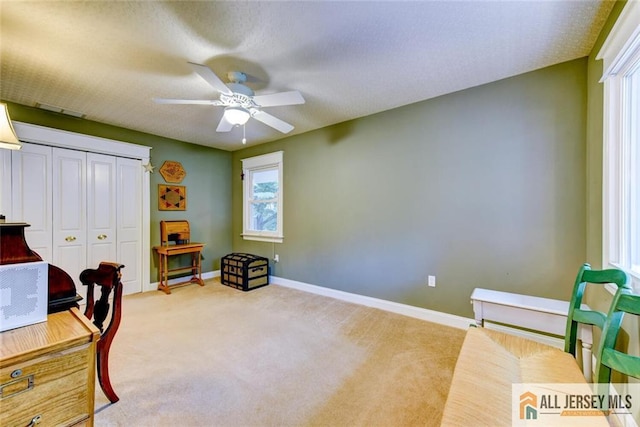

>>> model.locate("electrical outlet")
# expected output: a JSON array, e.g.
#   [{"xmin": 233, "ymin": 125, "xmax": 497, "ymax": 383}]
[
  {"xmin": 428, "ymin": 275, "xmax": 436, "ymax": 287},
  {"xmin": 274, "ymin": 254, "xmax": 279, "ymax": 263}
]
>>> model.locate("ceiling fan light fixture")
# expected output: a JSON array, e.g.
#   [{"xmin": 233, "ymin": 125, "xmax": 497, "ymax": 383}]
[
  {"xmin": 225, "ymin": 106, "xmax": 250, "ymax": 125},
  {"xmin": 0, "ymin": 102, "xmax": 21, "ymax": 150}
]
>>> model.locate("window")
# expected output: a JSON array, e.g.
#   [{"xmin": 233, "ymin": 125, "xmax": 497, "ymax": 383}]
[
  {"xmin": 241, "ymin": 151, "xmax": 283, "ymax": 243},
  {"xmin": 598, "ymin": 1, "xmax": 640, "ymax": 289}
]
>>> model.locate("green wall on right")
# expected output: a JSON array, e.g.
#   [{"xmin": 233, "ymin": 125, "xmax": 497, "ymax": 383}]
[{"xmin": 233, "ymin": 57, "xmax": 589, "ymax": 318}]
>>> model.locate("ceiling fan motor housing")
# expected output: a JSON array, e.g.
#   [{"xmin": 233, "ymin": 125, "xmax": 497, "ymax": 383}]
[
  {"xmin": 227, "ymin": 71, "xmax": 247, "ymax": 84},
  {"xmin": 227, "ymin": 82, "xmax": 254, "ymax": 97},
  {"xmin": 220, "ymin": 90, "xmax": 256, "ymax": 110}
]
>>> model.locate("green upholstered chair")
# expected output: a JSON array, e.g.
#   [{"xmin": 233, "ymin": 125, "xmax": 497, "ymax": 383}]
[
  {"xmin": 595, "ymin": 289, "xmax": 640, "ymax": 384},
  {"xmin": 564, "ymin": 263, "xmax": 630, "ymax": 359}
]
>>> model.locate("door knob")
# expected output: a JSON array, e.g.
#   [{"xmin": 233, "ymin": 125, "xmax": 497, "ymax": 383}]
[
  {"xmin": 98, "ymin": 234, "xmax": 107, "ymax": 240},
  {"xmin": 65, "ymin": 236, "xmax": 76, "ymax": 242}
]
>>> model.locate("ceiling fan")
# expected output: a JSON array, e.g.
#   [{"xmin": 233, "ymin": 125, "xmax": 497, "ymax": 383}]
[{"xmin": 154, "ymin": 62, "xmax": 305, "ymax": 134}]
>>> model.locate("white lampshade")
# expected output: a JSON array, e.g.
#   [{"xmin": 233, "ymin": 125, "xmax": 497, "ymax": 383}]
[
  {"xmin": 0, "ymin": 102, "xmax": 21, "ymax": 150},
  {"xmin": 225, "ymin": 106, "xmax": 250, "ymax": 125}
]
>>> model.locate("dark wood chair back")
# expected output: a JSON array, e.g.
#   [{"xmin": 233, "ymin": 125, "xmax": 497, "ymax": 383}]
[{"xmin": 80, "ymin": 262, "xmax": 125, "ymax": 404}]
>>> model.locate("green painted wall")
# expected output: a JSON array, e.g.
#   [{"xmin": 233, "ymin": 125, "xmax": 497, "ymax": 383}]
[
  {"xmin": 4, "ymin": 102, "xmax": 233, "ymax": 281},
  {"xmin": 586, "ymin": 1, "xmax": 626, "ymax": 270},
  {"xmin": 232, "ymin": 58, "xmax": 588, "ymax": 318}
]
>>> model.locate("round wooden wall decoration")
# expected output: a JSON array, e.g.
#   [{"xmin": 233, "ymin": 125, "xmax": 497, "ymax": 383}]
[{"xmin": 159, "ymin": 160, "xmax": 186, "ymax": 183}]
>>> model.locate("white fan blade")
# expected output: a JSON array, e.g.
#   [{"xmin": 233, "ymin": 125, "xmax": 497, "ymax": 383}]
[
  {"xmin": 252, "ymin": 110, "xmax": 294, "ymax": 133},
  {"xmin": 154, "ymin": 98, "xmax": 220, "ymax": 105},
  {"xmin": 253, "ymin": 91, "xmax": 305, "ymax": 107},
  {"xmin": 188, "ymin": 62, "xmax": 233, "ymax": 95},
  {"xmin": 216, "ymin": 115, "xmax": 234, "ymax": 132}
]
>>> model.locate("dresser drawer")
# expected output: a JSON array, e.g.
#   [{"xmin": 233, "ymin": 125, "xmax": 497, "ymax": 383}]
[{"xmin": 0, "ymin": 344, "xmax": 92, "ymax": 427}]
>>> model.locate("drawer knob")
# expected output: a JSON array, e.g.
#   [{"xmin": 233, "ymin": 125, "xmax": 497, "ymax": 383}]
[
  {"xmin": 65, "ymin": 236, "xmax": 77, "ymax": 242},
  {"xmin": 10, "ymin": 369, "xmax": 22, "ymax": 378},
  {"xmin": 28, "ymin": 415, "xmax": 42, "ymax": 426},
  {"xmin": 98, "ymin": 234, "xmax": 107, "ymax": 240}
]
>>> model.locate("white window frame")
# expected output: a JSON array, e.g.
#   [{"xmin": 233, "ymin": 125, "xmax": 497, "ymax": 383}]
[
  {"xmin": 241, "ymin": 151, "xmax": 283, "ymax": 243},
  {"xmin": 598, "ymin": 0, "xmax": 640, "ymax": 292}
]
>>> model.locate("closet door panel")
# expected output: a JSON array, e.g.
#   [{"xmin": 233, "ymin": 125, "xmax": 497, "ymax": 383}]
[
  {"xmin": 119, "ymin": 240, "xmax": 140, "ymax": 294},
  {"xmin": 11, "ymin": 143, "xmax": 53, "ymax": 261},
  {"xmin": 117, "ymin": 157, "xmax": 142, "ymax": 294},
  {"xmin": 87, "ymin": 153, "xmax": 117, "ymax": 268},
  {"xmin": 52, "ymin": 148, "xmax": 86, "ymax": 287}
]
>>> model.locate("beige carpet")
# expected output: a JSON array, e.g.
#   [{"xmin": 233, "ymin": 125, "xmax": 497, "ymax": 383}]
[{"xmin": 93, "ymin": 278, "xmax": 465, "ymax": 426}]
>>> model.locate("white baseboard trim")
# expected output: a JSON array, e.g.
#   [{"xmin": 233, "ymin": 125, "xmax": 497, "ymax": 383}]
[
  {"xmin": 270, "ymin": 275, "xmax": 474, "ymax": 330},
  {"xmin": 144, "ymin": 270, "xmax": 220, "ymax": 293}
]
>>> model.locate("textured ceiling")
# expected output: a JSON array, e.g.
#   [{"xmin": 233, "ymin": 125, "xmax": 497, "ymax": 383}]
[{"xmin": 0, "ymin": 1, "xmax": 614, "ymax": 151}]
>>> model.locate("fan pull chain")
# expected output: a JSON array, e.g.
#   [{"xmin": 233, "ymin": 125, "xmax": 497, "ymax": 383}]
[{"xmin": 242, "ymin": 123, "xmax": 247, "ymax": 145}]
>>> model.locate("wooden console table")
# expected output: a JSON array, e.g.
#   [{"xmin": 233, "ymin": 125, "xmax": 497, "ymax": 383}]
[
  {"xmin": 470, "ymin": 288, "xmax": 594, "ymax": 381},
  {"xmin": 0, "ymin": 308, "xmax": 100, "ymax": 427},
  {"xmin": 154, "ymin": 243, "xmax": 205, "ymax": 294},
  {"xmin": 154, "ymin": 220, "xmax": 204, "ymax": 294}
]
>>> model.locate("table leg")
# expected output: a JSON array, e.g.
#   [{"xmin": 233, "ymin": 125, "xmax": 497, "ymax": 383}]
[
  {"xmin": 579, "ymin": 324, "xmax": 593, "ymax": 381},
  {"xmin": 581, "ymin": 342, "xmax": 593, "ymax": 382},
  {"xmin": 158, "ymin": 253, "xmax": 171, "ymax": 294},
  {"xmin": 192, "ymin": 251, "xmax": 204, "ymax": 286},
  {"xmin": 472, "ymin": 300, "xmax": 484, "ymax": 327}
]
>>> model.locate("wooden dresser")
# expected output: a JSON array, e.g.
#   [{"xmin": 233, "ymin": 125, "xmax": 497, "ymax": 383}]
[{"xmin": 0, "ymin": 308, "xmax": 100, "ymax": 427}]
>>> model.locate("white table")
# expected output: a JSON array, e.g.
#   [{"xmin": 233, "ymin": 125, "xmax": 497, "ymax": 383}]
[{"xmin": 470, "ymin": 288, "xmax": 593, "ymax": 381}]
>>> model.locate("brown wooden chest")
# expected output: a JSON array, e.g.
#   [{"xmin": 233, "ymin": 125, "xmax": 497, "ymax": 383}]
[{"xmin": 221, "ymin": 253, "xmax": 269, "ymax": 291}]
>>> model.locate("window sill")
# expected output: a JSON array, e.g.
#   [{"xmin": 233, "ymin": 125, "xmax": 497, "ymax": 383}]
[{"xmin": 242, "ymin": 233, "xmax": 283, "ymax": 244}]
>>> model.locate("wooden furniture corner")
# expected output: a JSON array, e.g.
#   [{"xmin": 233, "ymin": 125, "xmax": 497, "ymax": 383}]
[{"xmin": 0, "ymin": 308, "xmax": 100, "ymax": 427}]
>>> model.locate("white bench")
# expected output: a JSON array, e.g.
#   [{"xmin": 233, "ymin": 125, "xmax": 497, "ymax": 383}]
[{"xmin": 470, "ymin": 288, "xmax": 593, "ymax": 381}]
